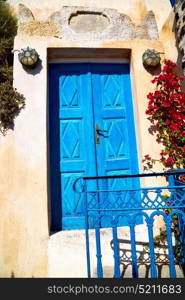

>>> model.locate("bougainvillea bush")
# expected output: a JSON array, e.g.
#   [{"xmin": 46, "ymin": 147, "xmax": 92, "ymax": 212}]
[
  {"xmin": 142, "ymin": 59, "xmax": 185, "ymax": 171},
  {"xmin": 142, "ymin": 60, "xmax": 185, "ymax": 266}
]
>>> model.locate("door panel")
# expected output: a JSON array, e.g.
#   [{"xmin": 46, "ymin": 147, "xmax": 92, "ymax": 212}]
[
  {"xmin": 49, "ymin": 64, "xmax": 97, "ymax": 230},
  {"xmin": 90, "ymin": 64, "xmax": 140, "ymax": 227},
  {"xmin": 49, "ymin": 63, "xmax": 140, "ymax": 231},
  {"xmin": 91, "ymin": 64, "xmax": 138, "ymax": 177}
]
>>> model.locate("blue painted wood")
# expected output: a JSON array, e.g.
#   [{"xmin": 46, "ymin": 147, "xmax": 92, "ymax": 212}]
[
  {"xmin": 49, "ymin": 63, "xmax": 140, "ymax": 230},
  {"xmin": 49, "ymin": 64, "xmax": 97, "ymax": 230},
  {"xmin": 91, "ymin": 64, "xmax": 139, "ymax": 176},
  {"xmin": 91, "ymin": 64, "xmax": 140, "ymax": 227}
]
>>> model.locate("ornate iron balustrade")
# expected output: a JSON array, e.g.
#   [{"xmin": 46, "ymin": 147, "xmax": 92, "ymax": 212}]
[
  {"xmin": 73, "ymin": 170, "xmax": 185, "ymax": 278},
  {"xmin": 85, "ymin": 186, "xmax": 185, "ymax": 210},
  {"xmin": 74, "ymin": 170, "xmax": 185, "ymax": 211}
]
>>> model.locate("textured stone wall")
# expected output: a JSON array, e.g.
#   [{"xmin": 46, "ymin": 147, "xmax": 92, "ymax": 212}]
[
  {"xmin": 174, "ymin": 0, "xmax": 185, "ymax": 70},
  {"xmin": 17, "ymin": 4, "xmax": 159, "ymax": 40}
]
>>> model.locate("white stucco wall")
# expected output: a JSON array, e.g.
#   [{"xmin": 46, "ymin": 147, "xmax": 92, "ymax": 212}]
[{"xmin": 0, "ymin": 0, "xmax": 180, "ymax": 278}]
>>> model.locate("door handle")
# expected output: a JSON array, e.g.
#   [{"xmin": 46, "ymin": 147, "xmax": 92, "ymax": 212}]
[
  {"xmin": 95, "ymin": 124, "xmax": 100, "ymax": 145},
  {"xmin": 95, "ymin": 124, "xmax": 108, "ymax": 144},
  {"xmin": 97, "ymin": 128, "xmax": 108, "ymax": 133}
]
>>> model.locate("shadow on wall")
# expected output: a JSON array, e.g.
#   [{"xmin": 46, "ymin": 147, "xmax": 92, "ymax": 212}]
[
  {"xmin": 21, "ymin": 59, "xmax": 43, "ymax": 75},
  {"xmin": 143, "ymin": 63, "xmax": 162, "ymax": 76}
]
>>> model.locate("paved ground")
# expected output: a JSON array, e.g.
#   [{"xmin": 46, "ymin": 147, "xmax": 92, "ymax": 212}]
[
  {"xmin": 93, "ymin": 264, "xmax": 184, "ymax": 278},
  {"xmin": 48, "ymin": 224, "xmax": 185, "ymax": 278}
]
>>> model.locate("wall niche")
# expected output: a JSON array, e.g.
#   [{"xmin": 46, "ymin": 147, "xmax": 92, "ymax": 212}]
[{"xmin": 69, "ymin": 11, "xmax": 110, "ymax": 34}]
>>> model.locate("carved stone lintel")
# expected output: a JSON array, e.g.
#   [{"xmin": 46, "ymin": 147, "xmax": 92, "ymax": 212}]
[
  {"xmin": 17, "ymin": 5, "xmax": 159, "ymax": 42},
  {"xmin": 18, "ymin": 4, "xmax": 34, "ymax": 24},
  {"xmin": 49, "ymin": 6, "xmax": 158, "ymax": 41}
]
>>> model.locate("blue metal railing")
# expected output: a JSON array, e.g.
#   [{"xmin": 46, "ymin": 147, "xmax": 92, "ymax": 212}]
[{"xmin": 74, "ymin": 170, "xmax": 185, "ymax": 278}]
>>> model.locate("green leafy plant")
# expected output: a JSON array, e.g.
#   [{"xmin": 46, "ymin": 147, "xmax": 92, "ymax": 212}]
[
  {"xmin": 0, "ymin": 2, "xmax": 25, "ymax": 134},
  {"xmin": 0, "ymin": 81, "xmax": 25, "ymax": 132}
]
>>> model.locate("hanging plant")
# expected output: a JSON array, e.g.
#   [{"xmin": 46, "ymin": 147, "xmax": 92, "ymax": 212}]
[
  {"xmin": 142, "ymin": 59, "xmax": 185, "ymax": 171},
  {"xmin": 0, "ymin": 2, "xmax": 25, "ymax": 134}
]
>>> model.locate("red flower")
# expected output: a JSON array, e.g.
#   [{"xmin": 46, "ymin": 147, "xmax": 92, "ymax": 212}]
[
  {"xmin": 179, "ymin": 131, "xmax": 185, "ymax": 136},
  {"xmin": 145, "ymin": 109, "xmax": 151, "ymax": 115},
  {"xmin": 164, "ymin": 209, "xmax": 169, "ymax": 215},
  {"xmin": 160, "ymin": 150, "xmax": 166, "ymax": 156},
  {"xmin": 165, "ymin": 120, "xmax": 171, "ymax": 125},
  {"xmin": 182, "ymin": 146, "xmax": 185, "ymax": 153},
  {"xmin": 179, "ymin": 175, "xmax": 185, "ymax": 182},
  {"xmin": 162, "ymin": 101, "xmax": 170, "ymax": 107},
  {"xmin": 162, "ymin": 66, "xmax": 169, "ymax": 72},
  {"xmin": 147, "ymin": 93, "xmax": 154, "ymax": 100},
  {"xmin": 168, "ymin": 80, "xmax": 174, "ymax": 85},
  {"xmin": 154, "ymin": 91, "xmax": 161, "ymax": 98},
  {"xmin": 169, "ymin": 124, "xmax": 179, "ymax": 131},
  {"xmin": 144, "ymin": 154, "xmax": 151, "ymax": 161},
  {"xmin": 166, "ymin": 157, "xmax": 174, "ymax": 166}
]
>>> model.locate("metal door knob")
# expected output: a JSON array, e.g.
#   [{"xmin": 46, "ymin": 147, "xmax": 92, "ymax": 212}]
[{"xmin": 95, "ymin": 124, "xmax": 108, "ymax": 144}]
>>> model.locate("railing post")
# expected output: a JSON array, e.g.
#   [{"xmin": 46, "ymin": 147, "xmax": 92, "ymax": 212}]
[
  {"xmin": 129, "ymin": 222, "xmax": 139, "ymax": 278},
  {"xmin": 147, "ymin": 218, "xmax": 157, "ymax": 278},
  {"xmin": 95, "ymin": 218, "xmax": 103, "ymax": 278},
  {"xmin": 112, "ymin": 221, "xmax": 120, "ymax": 278},
  {"xmin": 84, "ymin": 180, "xmax": 91, "ymax": 278},
  {"xmin": 166, "ymin": 217, "xmax": 177, "ymax": 278},
  {"xmin": 180, "ymin": 215, "xmax": 185, "ymax": 266}
]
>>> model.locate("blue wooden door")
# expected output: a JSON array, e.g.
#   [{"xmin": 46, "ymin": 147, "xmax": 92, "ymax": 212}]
[
  {"xmin": 49, "ymin": 63, "xmax": 139, "ymax": 231},
  {"xmin": 91, "ymin": 64, "xmax": 140, "ymax": 227}
]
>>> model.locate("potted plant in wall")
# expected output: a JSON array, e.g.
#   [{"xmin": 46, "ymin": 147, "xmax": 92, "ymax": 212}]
[{"xmin": 142, "ymin": 59, "xmax": 185, "ymax": 275}]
